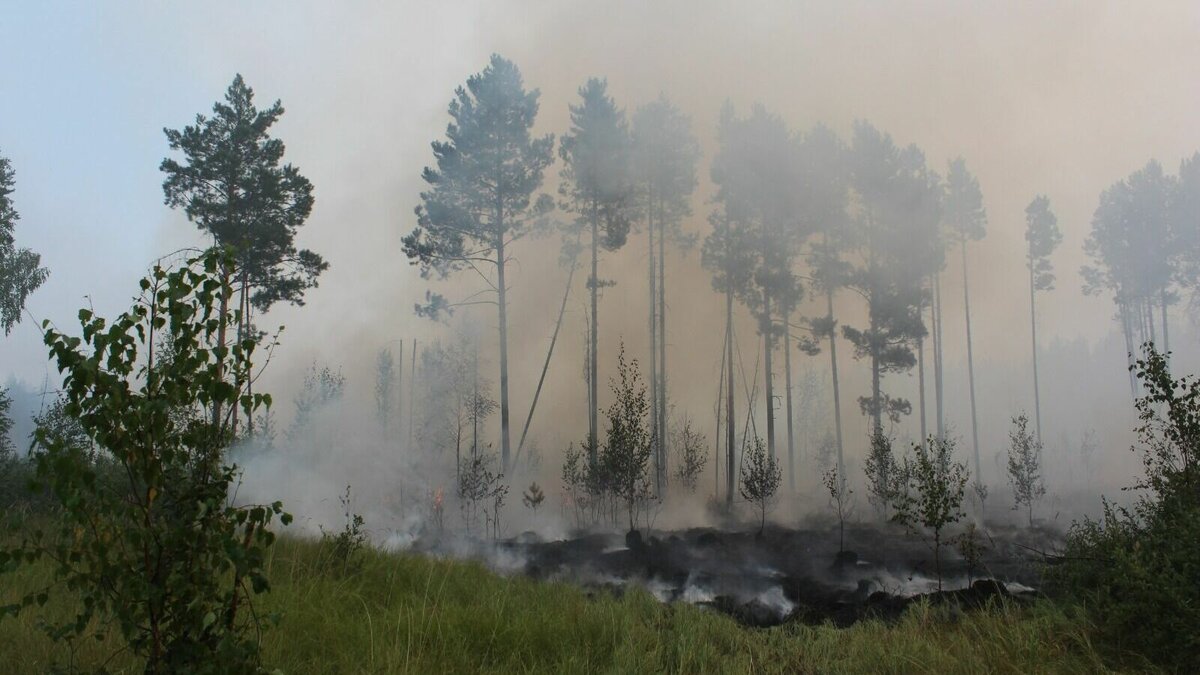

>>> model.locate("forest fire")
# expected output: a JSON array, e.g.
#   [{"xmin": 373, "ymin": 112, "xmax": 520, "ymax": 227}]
[{"xmin": 420, "ymin": 521, "xmax": 1052, "ymax": 628}]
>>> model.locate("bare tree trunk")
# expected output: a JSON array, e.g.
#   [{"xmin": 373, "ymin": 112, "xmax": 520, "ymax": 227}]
[
  {"xmin": 495, "ymin": 232, "xmax": 513, "ymax": 471},
  {"xmin": 396, "ymin": 340, "xmax": 404, "ymax": 445},
  {"xmin": 1029, "ymin": 256, "xmax": 1043, "ymax": 442},
  {"xmin": 409, "ymin": 339, "xmax": 417, "ymax": 448},
  {"xmin": 763, "ymin": 292, "xmax": 775, "ymax": 461},
  {"xmin": 784, "ymin": 311, "xmax": 796, "ymax": 493},
  {"xmin": 513, "ymin": 254, "xmax": 578, "ymax": 469},
  {"xmin": 962, "ymin": 240, "xmax": 982, "ymax": 484},
  {"xmin": 589, "ymin": 204, "xmax": 599, "ymax": 465},
  {"xmin": 1161, "ymin": 289, "xmax": 1170, "ymax": 355},
  {"xmin": 726, "ymin": 280, "xmax": 736, "ymax": 509},
  {"xmin": 648, "ymin": 206, "xmax": 659, "ymax": 492},
  {"xmin": 826, "ymin": 287, "xmax": 846, "ymax": 490},
  {"xmin": 658, "ymin": 209, "xmax": 669, "ymax": 498},
  {"xmin": 1120, "ymin": 303, "xmax": 1137, "ymax": 399},
  {"xmin": 934, "ymin": 271, "xmax": 945, "ymax": 439},
  {"xmin": 917, "ymin": 332, "xmax": 927, "ymax": 444}
]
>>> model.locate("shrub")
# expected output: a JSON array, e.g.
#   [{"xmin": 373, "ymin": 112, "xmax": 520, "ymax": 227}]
[
  {"xmin": 892, "ymin": 436, "xmax": 968, "ymax": 591},
  {"xmin": 740, "ymin": 436, "xmax": 780, "ymax": 535},
  {"xmin": 0, "ymin": 250, "xmax": 288, "ymax": 674},
  {"xmin": 1054, "ymin": 347, "xmax": 1200, "ymax": 670}
]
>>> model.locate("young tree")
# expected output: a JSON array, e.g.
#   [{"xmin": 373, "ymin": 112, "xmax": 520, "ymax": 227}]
[
  {"xmin": 671, "ymin": 417, "xmax": 708, "ymax": 492},
  {"xmin": 0, "ymin": 151, "xmax": 49, "ymax": 335},
  {"xmin": 599, "ymin": 343, "xmax": 654, "ymax": 532},
  {"xmin": 1006, "ymin": 413, "xmax": 1045, "ymax": 526},
  {"xmin": 631, "ymin": 95, "xmax": 699, "ymax": 495},
  {"xmin": 1, "ymin": 251, "xmax": 288, "ymax": 673},
  {"xmin": 943, "ymin": 157, "xmax": 987, "ymax": 482},
  {"xmin": 823, "ymin": 465, "xmax": 853, "ymax": 554},
  {"xmin": 404, "ymin": 55, "xmax": 555, "ymax": 472},
  {"xmin": 894, "ymin": 436, "xmax": 969, "ymax": 591},
  {"xmin": 161, "ymin": 75, "xmax": 325, "ymax": 433},
  {"xmin": 740, "ymin": 435, "xmax": 781, "ymax": 535},
  {"xmin": 863, "ymin": 431, "xmax": 904, "ymax": 518},
  {"xmin": 289, "ymin": 363, "xmax": 345, "ymax": 438},
  {"xmin": 1082, "ymin": 160, "xmax": 1177, "ymax": 397},
  {"xmin": 1024, "ymin": 196, "xmax": 1061, "ymax": 442},
  {"xmin": 522, "ymin": 481, "xmax": 545, "ymax": 515},
  {"xmin": 559, "ymin": 78, "xmax": 633, "ymax": 462}
]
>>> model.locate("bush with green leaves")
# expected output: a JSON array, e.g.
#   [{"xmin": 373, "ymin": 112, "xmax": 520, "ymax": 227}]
[
  {"xmin": 319, "ymin": 485, "xmax": 367, "ymax": 574},
  {"xmin": 1006, "ymin": 413, "xmax": 1045, "ymax": 526},
  {"xmin": 892, "ymin": 436, "xmax": 968, "ymax": 591},
  {"xmin": 740, "ymin": 436, "xmax": 781, "ymax": 535},
  {"xmin": 0, "ymin": 250, "xmax": 289, "ymax": 674},
  {"xmin": 1054, "ymin": 348, "xmax": 1200, "ymax": 670}
]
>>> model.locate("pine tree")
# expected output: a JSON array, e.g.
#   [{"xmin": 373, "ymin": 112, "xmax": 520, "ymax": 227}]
[
  {"xmin": 630, "ymin": 95, "xmax": 699, "ymax": 496},
  {"xmin": 1024, "ymin": 196, "xmax": 1061, "ymax": 441},
  {"xmin": 559, "ymin": 78, "xmax": 634, "ymax": 463},
  {"xmin": 943, "ymin": 157, "xmax": 987, "ymax": 481},
  {"xmin": 0, "ymin": 151, "xmax": 49, "ymax": 335},
  {"xmin": 404, "ymin": 55, "xmax": 555, "ymax": 471},
  {"xmin": 161, "ymin": 75, "xmax": 324, "ymax": 431}
]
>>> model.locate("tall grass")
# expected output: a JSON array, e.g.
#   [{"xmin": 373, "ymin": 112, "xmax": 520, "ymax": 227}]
[{"xmin": 0, "ymin": 533, "xmax": 1145, "ymax": 674}]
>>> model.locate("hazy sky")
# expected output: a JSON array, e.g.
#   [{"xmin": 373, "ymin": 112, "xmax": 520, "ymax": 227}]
[{"xmin": 2, "ymin": 2, "xmax": 1199, "ymax": 467}]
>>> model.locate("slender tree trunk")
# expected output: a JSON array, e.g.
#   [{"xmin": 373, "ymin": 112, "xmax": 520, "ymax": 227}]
[
  {"xmin": 212, "ymin": 265, "xmax": 231, "ymax": 432},
  {"xmin": 397, "ymin": 340, "xmax": 404, "ymax": 445},
  {"xmin": 715, "ymin": 322, "xmax": 727, "ymax": 498},
  {"xmin": 934, "ymin": 271, "xmax": 945, "ymax": 439},
  {"xmin": 826, "ymin": 287, "xmax": 846, "ymax": 489},
  {"xmin": 962, "ymin": 240, "xmax": 981, "ymax": 483},
  {"xmin": 513, "ymin": 253, "xmax": 578, "ymax": 469},
  {"xmin": 917, "ymin": 332, "xmax": 927, "ymax": 444},
  {"xmin": 726, "ymin": 280, "xmax": 736, "ymax": 509},
  {"xmin": 409, "ymin": 339, "xmax": 417, "ymax": 448},
  {"xmin": 658, "ymin": 209, "xmax": 669, "ymax": 497},
  {"xmin": 1029, "ymin": 257, "xmax": 1043, "ymax": 442},
  {"xmin": 648, "ymin": 206, "xmax": 659, "ymax": 492},
  {"xmin": 1120, "ymin": 303, "xmax": 1136, "ymax": 399},
  {"xmin": 763, "ymin": 292, "xmax": 775, "ymax": 461},
  {"xmin": 495, "ymin": 228, "xmax": 513, "ymax": 471},
  {"xmin": 784, "ymin": 311, "xmax": 796, "ymax": 493},
  {"xmin": 1161, "ymin": 289, "xmax": 1170, "ymax": 355},
  {"xmin": 589, "ymin": 205, "xmax": 600, "ymax": 464}
]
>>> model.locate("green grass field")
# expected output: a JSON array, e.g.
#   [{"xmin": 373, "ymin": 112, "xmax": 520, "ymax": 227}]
[{"xmin": 0, "ymin": 534, "xmax": 1150, "ymax": 674}]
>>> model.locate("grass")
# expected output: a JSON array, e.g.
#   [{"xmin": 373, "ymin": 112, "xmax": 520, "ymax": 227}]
[{"xmin": 0, "ymin": 533, "xmax": 1145, "ymax": 674}]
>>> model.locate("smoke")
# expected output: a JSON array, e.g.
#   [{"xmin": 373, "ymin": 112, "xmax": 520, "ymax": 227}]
[{"xmin": 5, "ymin": 2, "xmax": 1200, "ymax": 535}]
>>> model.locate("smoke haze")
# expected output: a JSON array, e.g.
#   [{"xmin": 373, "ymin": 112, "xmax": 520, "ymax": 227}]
[{"xmin": 4, "ymin": 1, "xmax": 1200, "ymax": 532}]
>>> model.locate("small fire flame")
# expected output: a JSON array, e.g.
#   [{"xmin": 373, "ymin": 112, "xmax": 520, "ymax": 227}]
[{"xmin": 433, "ymin": 487, "xmax": 444, "ymax": 509}]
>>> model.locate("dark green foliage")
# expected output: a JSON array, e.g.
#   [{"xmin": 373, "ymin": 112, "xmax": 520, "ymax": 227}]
[
  {"xmin": 740, "ymin": 436, "xmax": 781, "ymax": 535},
  {"xmin": 863, "ymin": 431, "xmax": 904, "ymax": 517},
  {"xmin": 600, "ymin": 343, "xmax": 654, "ymax": 531},
  {"xmin": 406, "ymin": 54, "xmax": 555, "ymax": 283},
  {"xmin": 893, "ymin": 436, "xmax": 968, "ymax": 591},
  {"xmin": 161, "ymin": 74, "xmax": 324, "ymax": 312},
  {"xmin": 0, "ymin": 250, "xmax": 289, "ymax": 674},
  {"xmin": 521, "ymin": 481, "xmax": 545, "ymax": 513},
  {"xmin": 1056, "ymin": 348, "xmax": 1200, "ymax": 670},
  {"xmin": 0, "ymin": 151, "xmax": 49, "ymax": 335},
  {"xmin": 842, "ymin": 122, "xmax": 942, "ymax": 433}
]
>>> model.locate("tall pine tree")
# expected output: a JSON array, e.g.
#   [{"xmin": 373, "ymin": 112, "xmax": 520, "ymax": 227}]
[{"xmin": 404, "ymin": 55, "xmax": 555, "ymax": 471}]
